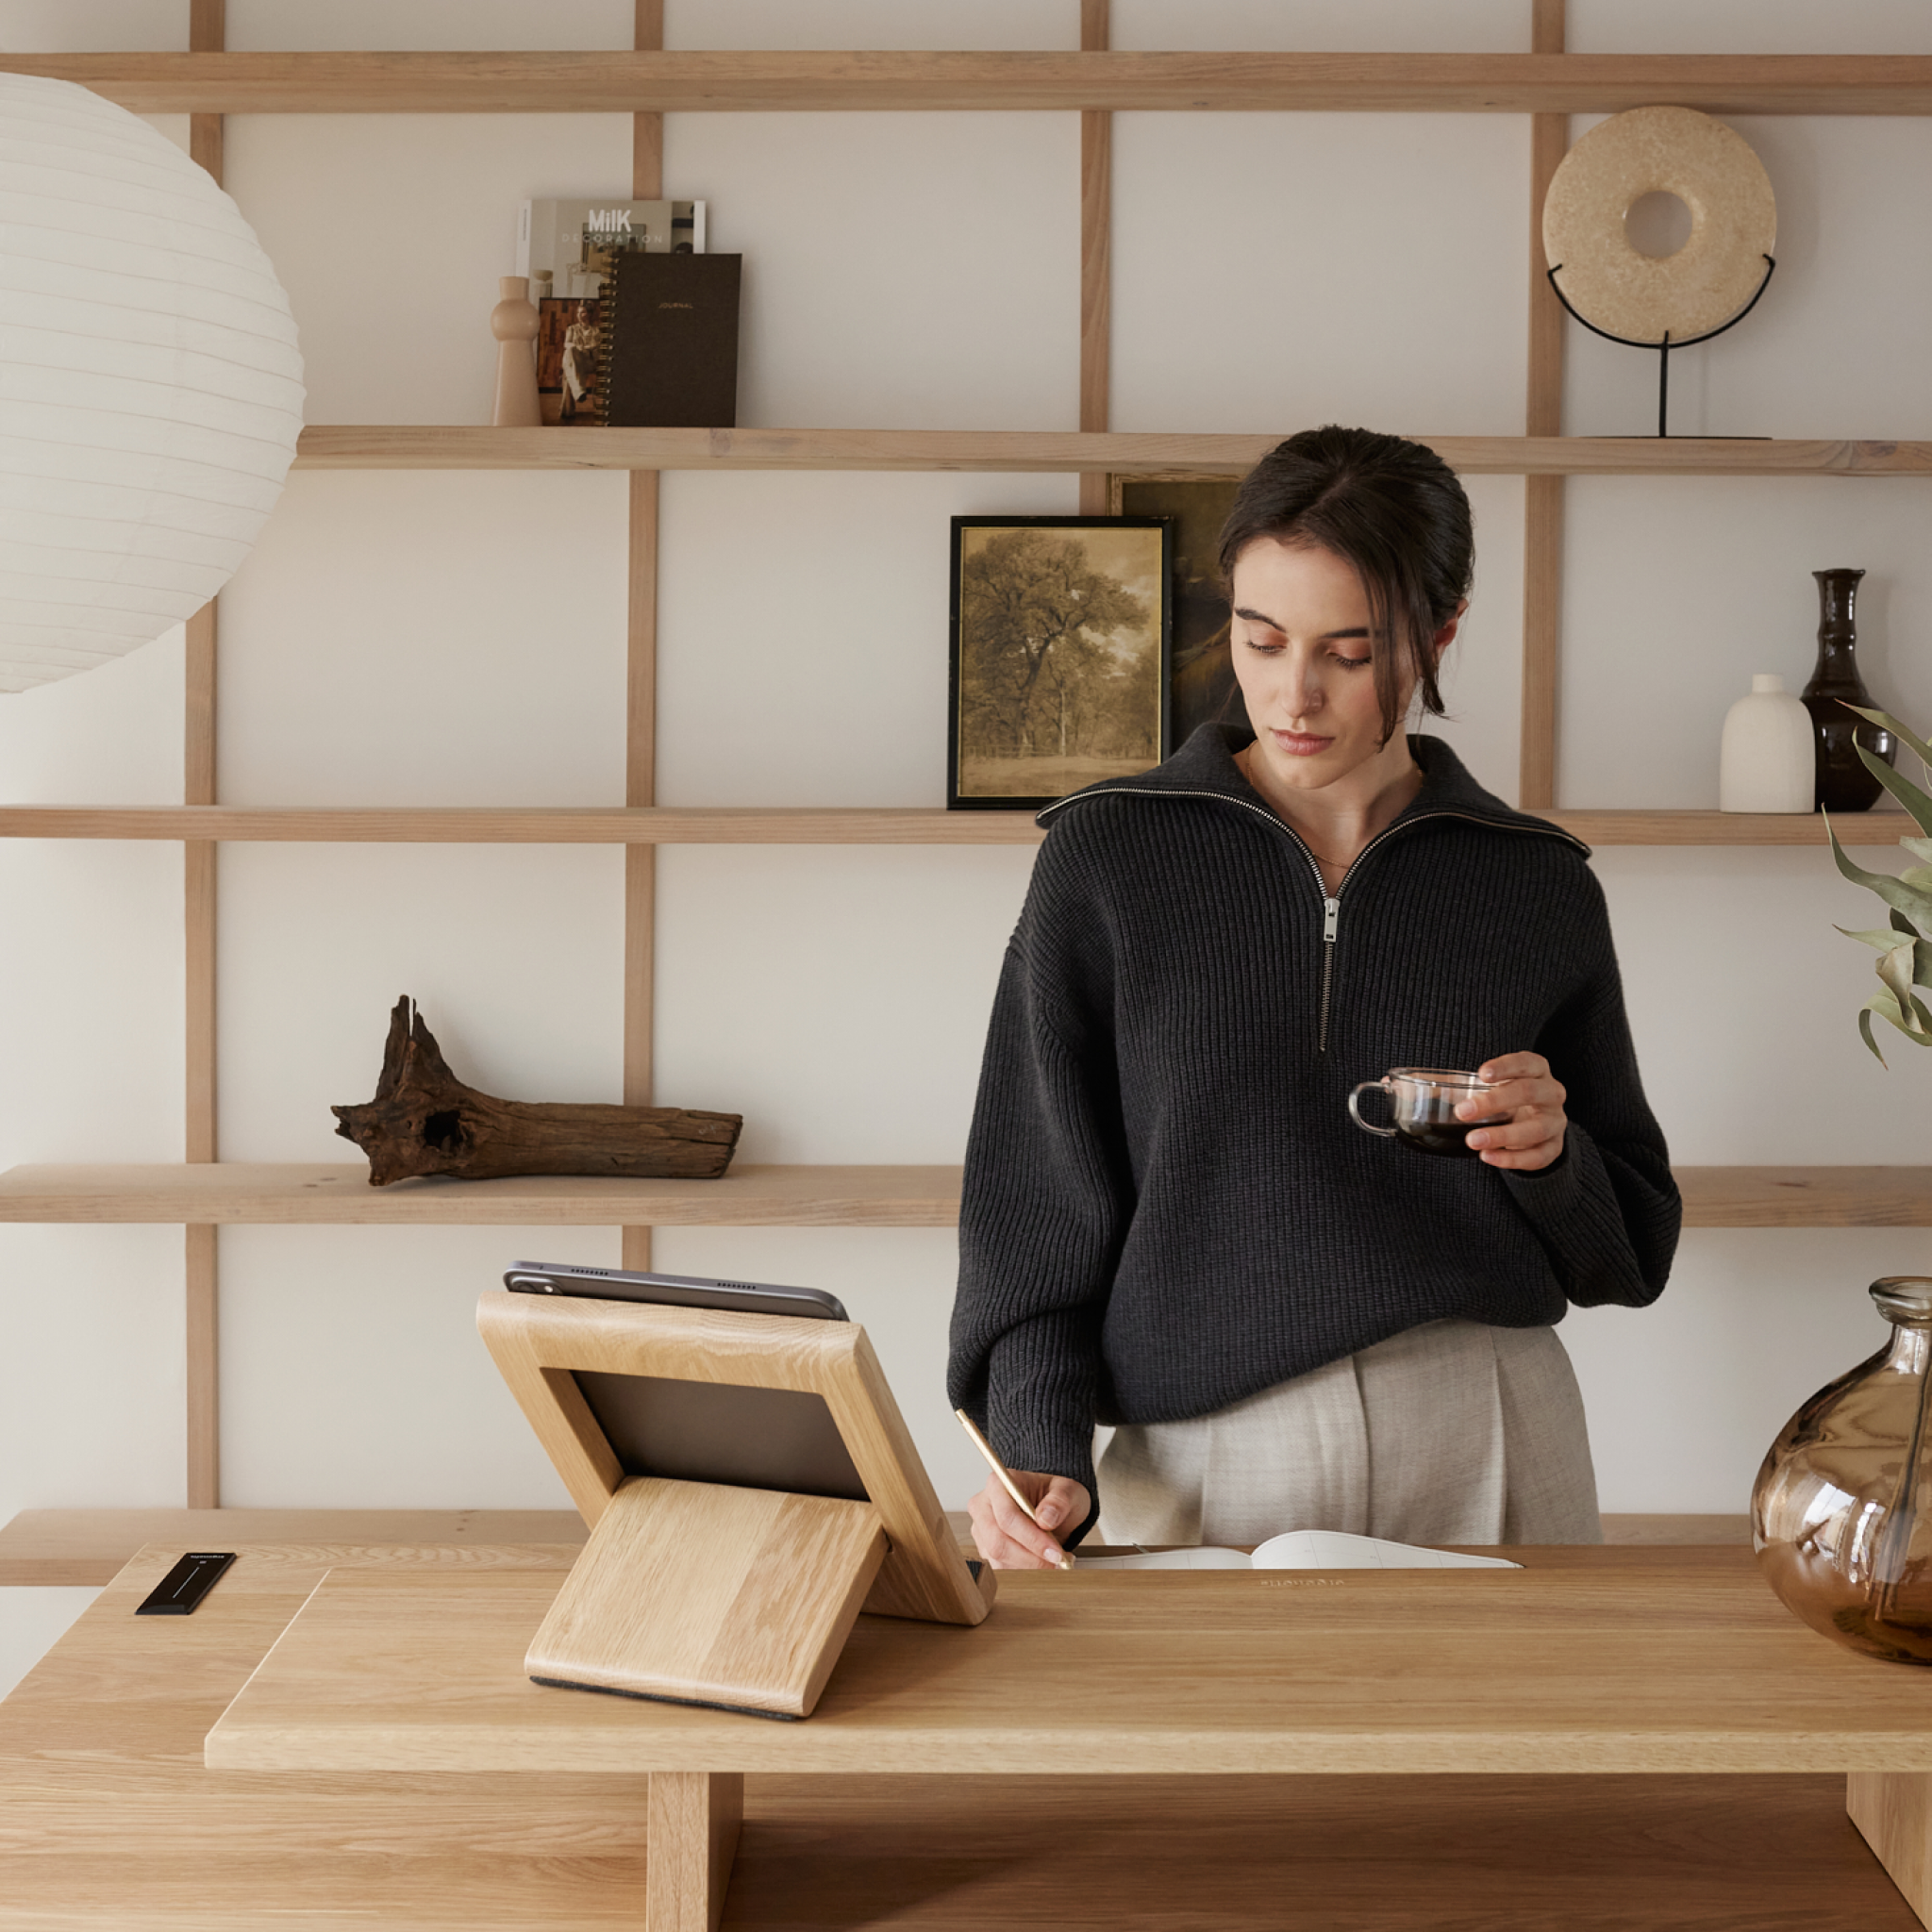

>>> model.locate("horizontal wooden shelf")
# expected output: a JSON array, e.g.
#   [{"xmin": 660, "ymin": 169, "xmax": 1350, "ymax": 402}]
[
  {"xmin": 0, "ymin": 805, "xmax": 1048, "ymax": 844},
  {"xmin": 291, "ymin": 427, "xmax": 1932, "ymax": 476},
  {"xmin": 3, "ymin": 1162, "xmax": 1930, "ymax": 1228},
  {"xmin": 0, "ymin": 1162, "xmax": 967, "ymax": 1226},
  {"xmin": 1546, "ymin": 810, "xmax": 1912, "ymax": 846},
  {"xmin": 5, "ymin": 51, "xmax": 1930, "ymax": 115},
  {"xmin": 1675, "ymin": 1167, "xmax": 1932, "ymax": 1228},
  {"xmin": 0, "ymin": 805, "xmax": 1911, "ymax": 848}
]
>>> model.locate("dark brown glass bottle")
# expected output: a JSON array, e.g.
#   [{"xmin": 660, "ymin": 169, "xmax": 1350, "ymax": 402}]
[{"xmin": 1801, "ymin": 568, "xmax": 1895, "ymax": 810}]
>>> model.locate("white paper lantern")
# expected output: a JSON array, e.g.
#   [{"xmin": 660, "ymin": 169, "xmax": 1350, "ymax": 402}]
[{"xmin": 0, "ymin": 74, "xmax": 305, "ymax": 693}]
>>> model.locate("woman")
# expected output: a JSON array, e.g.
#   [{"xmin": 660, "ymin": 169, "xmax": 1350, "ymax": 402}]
[
  {"xmin": 559, "ymin": 301, "xmax": 598, "ymax": 423},
  {"xmin": 948, "ymin": 426, "xmax": 1680, "ymax": 1569}
]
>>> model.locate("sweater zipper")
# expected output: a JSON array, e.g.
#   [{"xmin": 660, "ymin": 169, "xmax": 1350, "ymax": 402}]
[{"xmin": 1039, "ymin": 790, "xmax": 1586, "ymax": 1055}]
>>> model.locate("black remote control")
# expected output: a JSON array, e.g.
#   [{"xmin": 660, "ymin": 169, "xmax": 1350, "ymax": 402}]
[{"xmin": 135, "ymin": 1551, "xmax": 236, "ymax": 1616}]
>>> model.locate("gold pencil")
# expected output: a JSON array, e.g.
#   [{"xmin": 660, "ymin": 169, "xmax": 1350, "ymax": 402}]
[{"xmin": 954, "ymin": 1407, "xmax": 1074, "ymax": 1571}]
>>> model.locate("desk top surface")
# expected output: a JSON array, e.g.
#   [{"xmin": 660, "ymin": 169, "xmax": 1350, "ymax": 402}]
[
  {"xmin": 8, "ymin": 1541, "xmax": 1927, "ymax": 1932},
  {"xmin": 202, "ymin": 1542, "xmax": 1932, "ymax": 1776}
]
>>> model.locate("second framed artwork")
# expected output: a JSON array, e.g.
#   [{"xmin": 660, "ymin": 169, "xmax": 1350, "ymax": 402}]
[{"xmin": 948, "ymin": 516, "xmax": 1174, "ymax": 811}]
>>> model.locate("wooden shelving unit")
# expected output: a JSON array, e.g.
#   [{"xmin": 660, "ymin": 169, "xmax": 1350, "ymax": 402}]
[
  {"xmin": 4, "ymin": 49, "xmax": 1930, "ymax": 115},
  {"xmin": 289, "ymin": 427, "xmax": 1932, "ymax": 475},
  {"xmin": 5, "ymin": 1162, "xmax": 1931, "ymax": 1231},
  {"xmin": 7, "ymin": 5, "xmax": 1928, "ymax": 1506}
]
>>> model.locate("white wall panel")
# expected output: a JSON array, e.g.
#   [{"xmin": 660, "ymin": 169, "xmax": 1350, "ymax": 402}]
[
  {"xmin": 1570, "ymin": 0, "xmax": 1932, "ymax": 55},
  {"xmin": 655, "ymin": 844, "xmax": 1036, "ymax": 1164},
  {"xmin": 1109, "ymin": 112, "xmax": 1528, "ymax": 436},
  {"xmin": 229, "ymin": 0, "xmax": 634, "ymax": 50},
  {"xmin": 0, "ymin": 841, "xmax": 183, "ymax": 1160},
  {"xmin": 1559, "ymin": 477, "xmax": 1932, "ymax": 808},
  {"xmin": 664, "ymin": 1, "xmax": 1073, "ymax": 50},
  {"xmin": 217, "ymin": 844, "xmax": 625, "ymax": 1161},
  {"xmin": 1111, "ymin": 2, "xmax": 1524, "ymax": 52},
  {"xmin": 0, "ymin": 2, "xmax": 183, "ymax": 49},
  {"xmin": 218, "ymin": 472, "xmax": 629, "ymax": 808},
  {"xmin": 217, "ymin": 1225, "xmax": 593, "ymax": 1507},
  {"xmin": 1598, "ymin": 847, "xmax": 1932, "ymax": 1168},
  {"xmin": 664, "ymin": 112, "xmax": 1080, "ymax": 432},
  {"xmin": 0, "ymin": 1225, "xmax": 189, "ymax": 1527},
  {"xmin": 658, "ymin": 470, "xmax": 1077, "ymax": 808}
]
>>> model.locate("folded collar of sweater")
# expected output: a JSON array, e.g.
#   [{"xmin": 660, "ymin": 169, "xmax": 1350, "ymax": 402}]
[{"xmin": 1036, "ymin": 723, "xmax": 1591, "ymax": 858}]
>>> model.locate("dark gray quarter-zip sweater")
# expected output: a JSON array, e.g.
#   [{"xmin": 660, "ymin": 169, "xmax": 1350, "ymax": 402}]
[{"xmin": 947, "ymin": 724, "xmax": 1680, "ymax": 1517}]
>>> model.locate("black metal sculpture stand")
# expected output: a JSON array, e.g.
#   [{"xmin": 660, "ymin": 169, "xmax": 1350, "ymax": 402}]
[{"xmin": 1545, "ymin": 255, "xmax": 1776, "ymax": 438}]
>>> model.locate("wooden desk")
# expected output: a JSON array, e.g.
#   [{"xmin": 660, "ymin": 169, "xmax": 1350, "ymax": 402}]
[{"xmin": 192, "ymin": 1542, "xmax": 1932, "ymax": 1931}]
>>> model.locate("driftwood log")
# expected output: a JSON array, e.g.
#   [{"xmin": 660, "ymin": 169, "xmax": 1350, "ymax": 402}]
[{"xmin": 332, "ymin": 996, "xmax": 741, "ymax": 1187}]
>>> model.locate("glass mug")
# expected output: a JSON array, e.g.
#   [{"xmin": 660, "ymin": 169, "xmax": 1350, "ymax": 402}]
[{"xmin": 1346, "ymin": 1067, "xmax": 1508, "ymax": 1159}]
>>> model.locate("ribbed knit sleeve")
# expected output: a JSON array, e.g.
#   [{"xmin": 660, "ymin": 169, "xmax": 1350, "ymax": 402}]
[
  {"xmin": 947, "ymin": 845, "xmax": 1131, "ymax": 1524},
  {"xmin": 1500, "ymin": 872, "xmax": 1680, "ymax": 1307}
]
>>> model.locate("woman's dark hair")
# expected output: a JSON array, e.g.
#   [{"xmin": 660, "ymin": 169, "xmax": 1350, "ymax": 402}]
[{"xmin": 1215, "ymin": 425, "xmax": 1474, "ymax": 743}]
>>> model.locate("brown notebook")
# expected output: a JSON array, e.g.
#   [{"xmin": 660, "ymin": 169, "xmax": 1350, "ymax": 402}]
[{"xmin": 599, "ymin": 251, "xmax": 741, "ymax": 427}]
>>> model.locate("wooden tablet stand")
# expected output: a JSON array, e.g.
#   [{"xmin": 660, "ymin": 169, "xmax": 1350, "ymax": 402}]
[{"xmin": 476, "ymin": 1291, "xmax": 994, "ymax": 1721}]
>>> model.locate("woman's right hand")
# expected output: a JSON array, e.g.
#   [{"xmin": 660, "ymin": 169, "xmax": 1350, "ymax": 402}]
[{"xmin": 967, "ymin": 1469, "xmax": 1091, "ymax": 1569}]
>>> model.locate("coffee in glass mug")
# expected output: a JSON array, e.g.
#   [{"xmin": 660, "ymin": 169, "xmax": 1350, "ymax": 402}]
[{"xmin": 1346, "ymin": 1068, "xmax": 1507, "ymax": 1158}]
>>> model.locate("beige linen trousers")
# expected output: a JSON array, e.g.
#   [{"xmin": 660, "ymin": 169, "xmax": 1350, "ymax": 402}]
[{"xmin": 1093, "ymin": 1319, "xmax": 1602, "ymax": 1547}]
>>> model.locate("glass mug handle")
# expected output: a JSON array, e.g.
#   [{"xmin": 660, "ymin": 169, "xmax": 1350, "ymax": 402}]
[{"xmin": 1348, "ymin": 1077, "xmax": 1397, "ymax": 1137}]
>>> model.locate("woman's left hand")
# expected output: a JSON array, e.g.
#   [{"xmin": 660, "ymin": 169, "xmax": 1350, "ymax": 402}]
[{"xmin": 1463, "ymin": 1052, "xmax": 1567, "ymax": 1172}]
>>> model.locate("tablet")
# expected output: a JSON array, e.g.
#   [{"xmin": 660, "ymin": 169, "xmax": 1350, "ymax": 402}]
[
  {"xmin": 503, "ymin": 1261, "xmax": 862, "ymax": 1500},
  {"xmin": 505, "ymin": 1260, "xmax": 847, "ymax": 1323}
]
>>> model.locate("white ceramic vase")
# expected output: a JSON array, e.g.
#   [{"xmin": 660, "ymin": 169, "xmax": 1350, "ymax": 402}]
[{"xmin": 1720, "ymin": 673, "xmax": 1815, "ymax": 813}]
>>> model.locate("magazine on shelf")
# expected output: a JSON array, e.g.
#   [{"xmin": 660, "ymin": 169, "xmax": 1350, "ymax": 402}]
[{"xmin": 517, "ymin": 198, "xmax": 707, "ymax": 425}]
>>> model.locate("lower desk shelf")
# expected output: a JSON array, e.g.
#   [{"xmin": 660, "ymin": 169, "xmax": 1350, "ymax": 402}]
[{"xmin": 0, "ymin": 1161, "xmax": 1928, "ymax": 1228}]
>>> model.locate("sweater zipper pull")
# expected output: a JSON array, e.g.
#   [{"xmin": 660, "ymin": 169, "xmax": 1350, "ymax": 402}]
[{"xmin": 1318, "ymin": 897, "xmax": 1339, "ymax": 1053}]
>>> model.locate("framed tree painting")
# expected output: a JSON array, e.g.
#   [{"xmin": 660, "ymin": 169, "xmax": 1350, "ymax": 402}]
[{"xmin": 948, "ymin": 516, "xmax": 1174, "ymax": 811}]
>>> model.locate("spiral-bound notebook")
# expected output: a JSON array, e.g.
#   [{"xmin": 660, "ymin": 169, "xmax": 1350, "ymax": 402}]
[
  {"xmin": 1074, "ymin": 1531, "xmax": 1521, "ymax": 1571},
  {"xmin": 598, "ymin": 250, "xmax": 741, "ymax": 427}
]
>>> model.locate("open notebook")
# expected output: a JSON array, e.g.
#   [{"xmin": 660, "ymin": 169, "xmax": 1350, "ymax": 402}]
[{"xmin": 1074, "ymin": 1530, "xmax": 1521, "ymax": 1571}]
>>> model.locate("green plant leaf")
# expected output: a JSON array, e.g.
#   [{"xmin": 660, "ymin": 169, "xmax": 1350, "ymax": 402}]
[
  {"xmin": 1879, "ymin": 941, "xmax": 1926, "ymax": 1028},
  {"xmin": 1847, "ymin": 704, "xmax": 1932, "ymax": 772},
  {"xmin": 1836, "ymin": 928, "xmax": 1932, "ymax": 983},
  {"xmin": 1892, "ymin": 908, "xmax": 1922, "ymax": 937},
  {"xmin": 1864, "ymin": 982, "xmax": 1932, "ymax": 1046},
  {"xmin": 1856, "ymin": 741, "xmax": 1932, "ymax": 837},
  {"xmin": 1861, "ymin": 1002, "xmax": 1890, "ymax": 1066},
  {"xmin": 1827, "ymin": 814, "xmax": 1932, "ymax": 930}
]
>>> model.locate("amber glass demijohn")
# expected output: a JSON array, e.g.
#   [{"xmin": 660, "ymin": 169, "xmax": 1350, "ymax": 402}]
[{"xmin": 1755, "ymin": 1278, "xmax": 1932, "ymax": 1663}]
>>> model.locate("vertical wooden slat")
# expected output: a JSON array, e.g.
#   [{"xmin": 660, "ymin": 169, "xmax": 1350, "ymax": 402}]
[
  {"xmin": 1077, "ymin": 0, "xmax": 1111, "ymax": 515},
  {"xmin": 624, "ymin": 0, "xmax": 664, "ymax": 1275},
  {"xmin": 184, "ymin": 0, "xmax": 225, "ymax": 1508},
  {"xmin": 1519, "ymin": 0, "xmax": 1567, "ymax": 810}
]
